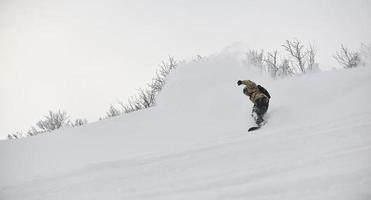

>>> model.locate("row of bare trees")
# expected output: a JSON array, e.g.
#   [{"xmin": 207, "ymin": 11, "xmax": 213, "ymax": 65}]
[
  {"xmin": 334, "ymin": 45, "xmax": 361, "ymax": 69},
  {"xmin": 8, "ymin": 110, "xmax": 87, "ymax": 139},
  {"xmin": 8, "ymin": 56, "xmax": 179, "ymax": 140},
  {"xmin": 246, "ymin": 39, "xmax": 368, "ymax": 79},
  {"xmin": 246, "ymin": 39, "xmax": 318, "ymax": 79},
  {"xmin": 103, "ymin": 56, "xmax": 178, "ymax": 118}
]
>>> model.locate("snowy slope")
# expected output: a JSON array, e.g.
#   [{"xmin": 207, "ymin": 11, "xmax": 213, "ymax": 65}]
[{"xmin": 1, "ymin": 49, "xmax": 371, "ymax": 200}]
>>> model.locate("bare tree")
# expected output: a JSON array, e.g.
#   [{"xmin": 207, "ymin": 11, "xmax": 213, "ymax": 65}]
[
  {"xmin": 27, "ymin": 127, "xmax": 40, "ymax": 136},
  {"xmin": 9, "ymin": 110, "xmax": 88, "ymax": 139},
  {"xmin": 106, "ymin": 105, "xmax": 122, "ymax": 118},
  {"xmin": 282, "ymin": 39, "xmax": 308, "ymax": 73},
  {"xmin": 265, "ymin": 51, "xmax": 279, "ymax": 78},
  {"xmin": 7, "ymin": 134, "xmax": 15, "ymax": 140},
  {"xmin": 137, "ymin": 88, "xmax": 155, "ymax": 109},
  {"xmin": 36, "ymin": 110, "xmax": 70, "ymax": 132},
  {"xmin": 194, "ymin": 54, "xmax": 204, "ymax": 61},
  {"xmin": 7, "ymin": 132, "xmax": 22, "ymax": 140},
  {"xmin": 307, "ymin": 43, "xmax": 316, "ymax": 71},
  {"xmin": 119, "ymin": 98, "xmax": 141, "ymax": 114},
  {"xmin": 72, "ymin": 118, "xmax": 88, "ymax": 127},
  {"xmin": 150, "ymin": 56, "xmax": 177, "ymax": 94},
  {"xmin": 334, "ymin": 45, "xmax": 361, "ymax": 68},
  {"xmin": 276, "ymin": 59, "xmax": 294, "ymax": 78},
  {"xmin": 246, "ymin": 50, "xmax": 265, "ymax": 72}
]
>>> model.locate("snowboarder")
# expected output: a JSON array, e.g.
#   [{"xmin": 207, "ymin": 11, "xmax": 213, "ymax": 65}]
[{"xmin": 237, "ymin": 80, "xmax": 270, "ymax": 130}]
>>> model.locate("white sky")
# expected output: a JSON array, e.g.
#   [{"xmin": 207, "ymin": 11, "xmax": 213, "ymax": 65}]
[{"xmin": 1, "ymin": 0, "xmax": 370, "ymax": 139}]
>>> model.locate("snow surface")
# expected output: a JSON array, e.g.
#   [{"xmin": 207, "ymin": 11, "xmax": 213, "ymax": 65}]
[{"xmin": 1, "ymin": 49, "xmax": 371, "ymax": 200}]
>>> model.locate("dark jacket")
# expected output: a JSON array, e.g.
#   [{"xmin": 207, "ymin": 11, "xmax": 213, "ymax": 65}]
[{"xmin": 240, "ymin": 80, "xmax": 270, "ymax": 104}]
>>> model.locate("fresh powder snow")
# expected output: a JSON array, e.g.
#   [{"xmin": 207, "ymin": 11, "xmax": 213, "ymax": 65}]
[{"xmin": 1, "ymin": 48, "xmax": 371, "ymax": 200}]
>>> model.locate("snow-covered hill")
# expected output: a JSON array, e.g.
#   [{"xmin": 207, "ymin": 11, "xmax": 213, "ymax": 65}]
[{"xmin": 1, "ymin": 49, "xmax": 371, "ymax": 200}]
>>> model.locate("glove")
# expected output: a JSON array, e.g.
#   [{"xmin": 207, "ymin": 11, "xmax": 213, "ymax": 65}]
[{"xmin": 237, "ymin": 80, "xmax": 242, "ymax": 86}]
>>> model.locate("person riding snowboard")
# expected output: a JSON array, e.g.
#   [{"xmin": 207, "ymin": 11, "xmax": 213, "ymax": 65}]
[{"xmin": 237, "ymin": 80, "xmax": 271, "ymax": 128}]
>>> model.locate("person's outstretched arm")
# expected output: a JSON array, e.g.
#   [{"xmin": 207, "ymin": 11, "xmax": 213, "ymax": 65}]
[{"xmin": 237, "ymin": 80, "xmax": 256, "ymax": 87}]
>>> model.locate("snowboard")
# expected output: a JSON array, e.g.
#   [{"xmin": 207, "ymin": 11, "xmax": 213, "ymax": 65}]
[
  {"xmin": 248, "ymin": 121, "xmax": 266, "ymax": 132},
  {"xmin": 248, "ymin": 126, "xmax": 261, "ymax": 132}
]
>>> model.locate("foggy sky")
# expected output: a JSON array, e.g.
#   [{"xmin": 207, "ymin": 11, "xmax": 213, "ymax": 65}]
[{"xmin": 1, "ymin": 0, "xmax": 370, "ymax": 139}]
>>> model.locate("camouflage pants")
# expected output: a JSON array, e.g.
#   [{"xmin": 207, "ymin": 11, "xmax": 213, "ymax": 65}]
[{"xmin": 252, "ymin": 97, "xmax": 269, "ymax": 126}]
